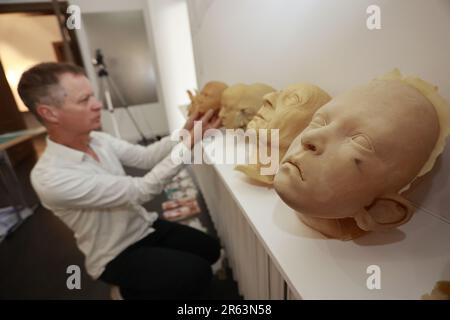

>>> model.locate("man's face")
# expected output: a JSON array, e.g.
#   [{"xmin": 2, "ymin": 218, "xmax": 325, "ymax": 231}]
[
  {"xmin": 274, "ymin": 80, "xmax": 439, "ymax": 219},
  {"xmin": 55, "ymin": 73, "xmax": 102, "ymax": 134}
]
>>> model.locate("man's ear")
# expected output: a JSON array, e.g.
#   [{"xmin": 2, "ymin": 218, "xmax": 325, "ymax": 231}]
[
  {"xmin": 354, "ymin": 193, "xmax": 415, "ymax": 231},
  {"xmin": 36, "ymin": 104, "xmax": 59, "ymax": 124}
]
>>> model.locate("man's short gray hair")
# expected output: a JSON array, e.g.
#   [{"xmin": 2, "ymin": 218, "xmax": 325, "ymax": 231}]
[{"xmin": 17, "ymin": 62, "xmax": 86, "ymax": 123}]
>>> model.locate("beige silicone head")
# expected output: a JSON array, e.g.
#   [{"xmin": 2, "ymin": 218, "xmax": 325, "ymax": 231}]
[
  {"xmin": 274, "ymin": 74, "xmax": 449, "ymax": 237},
  {"xmin": 187, "ymin": 81, "xmax": 228, "ymax": 115},
  {"xmin": 377, "ymin": 69, "xmax": 450, "ymax": 192},
  {"xmin": 218, "ymin": 83, "xmax": 275, "ymax": 129},
  {"xmin": 422, "ymin": 281, "xmax": 450, "ymax": 300},
  {"xmin": 236, "ymin": 83, "xmax": 331, "ymax": 184}
]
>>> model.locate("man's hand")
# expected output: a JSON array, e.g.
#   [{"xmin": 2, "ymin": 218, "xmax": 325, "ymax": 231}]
[{"xmin": 182, "ymin": 109, "xmax": 221, "ymax": 149}]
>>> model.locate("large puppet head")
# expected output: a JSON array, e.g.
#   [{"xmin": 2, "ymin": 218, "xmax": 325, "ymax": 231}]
[
  {"xmin": 187, "ymin": 81, "xmax": 228, "ymax": 115},
  {"xmin": 274, "ymin": 70, "xmax": 450, "ymax": 240},
  {"xmin": 218, "ymin": 83, "xmax": 275, "ymax": 129},
  {"xmin": 236, "ymin": 83, "xmax": 331, "ymax": 184}
]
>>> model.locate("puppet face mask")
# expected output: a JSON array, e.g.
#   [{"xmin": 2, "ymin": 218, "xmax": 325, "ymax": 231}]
[
  {"xmin": 274, "ymin": 79, "xmax": 441, "ymax": 235},
  {"xmin": 187, "ymin": 81, "xmax": 228, "ymax": 115},
  {"xmin": 237, "ymin": 83, "xmax": 331, "ymax": 184},
  {"xmin": 218, "ymin": 83, "xmax": 275, "ymax": 129}
]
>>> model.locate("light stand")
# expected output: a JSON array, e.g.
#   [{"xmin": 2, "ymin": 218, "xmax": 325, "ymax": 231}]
[{"xmin": 92, "ymin": 49, "xmax": 149, "ymax": 144}]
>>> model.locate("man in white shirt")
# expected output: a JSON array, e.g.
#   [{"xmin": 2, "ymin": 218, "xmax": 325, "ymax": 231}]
[{"xmin": 18, "ymin": 62, "xmax": 222, "ymax": 299}]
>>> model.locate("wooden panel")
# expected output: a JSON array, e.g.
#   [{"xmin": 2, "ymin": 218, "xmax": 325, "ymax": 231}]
[{"xmin": 0, "ymin": 59, "xmax": 36, "ymax": 166}]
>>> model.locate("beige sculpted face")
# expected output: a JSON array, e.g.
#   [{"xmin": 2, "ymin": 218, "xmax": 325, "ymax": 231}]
[
  {"xmin": 187, "ymin": 81, "xmax": 228, "ymax": 115},
  {"xmin": 218, "ymin": 83, "xmax": 275, "ymax": 129},
  {"xmin": 237, "ymin": 83, "xmax": 331, "ymax": 184},
  {"xmin": 274, "ymin": 79, "xmax": 440, "ymax": 233}
]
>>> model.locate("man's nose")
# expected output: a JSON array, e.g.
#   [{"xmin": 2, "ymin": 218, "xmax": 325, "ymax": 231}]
[
  {"xmin": 92, "ymin": 98, "xmax": 103, "ymax": 111},
  {"xmin": 300, "ymin": 128, "xmax": 326, "ymax": 155}
]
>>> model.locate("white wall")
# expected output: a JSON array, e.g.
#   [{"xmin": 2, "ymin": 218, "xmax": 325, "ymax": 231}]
[
  {"xmin": 189, "ymin": 0, "xmax": 450, "ymax": 98},
  {"xmin": 71, "ymin": 0, "xmax": 171, "ymax": 141},
  {"xmin": 71, "ymin": 0, "xmax": 198, "ymax": 139},
  {"xmin": 147, "ymin": 0, "xmax": 198, "ymax": 132},
  {"xmin": 187, "ymin": 0, "xmax": 450, "ymax": 222}
]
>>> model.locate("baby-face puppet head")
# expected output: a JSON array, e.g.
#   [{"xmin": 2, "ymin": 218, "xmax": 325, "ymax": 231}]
[{"xmin": 274, "ymin": 70, "xmax": 450, "ymax": 239}]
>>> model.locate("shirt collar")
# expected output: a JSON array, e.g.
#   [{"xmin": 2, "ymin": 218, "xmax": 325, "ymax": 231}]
[{"xmin": 46, "ymin": 134, "xmax": 98, "ymax": 163}]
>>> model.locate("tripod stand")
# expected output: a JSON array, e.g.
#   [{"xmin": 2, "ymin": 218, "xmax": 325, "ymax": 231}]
[{"xmin": 92, "ymin": 49, "xmax": 150, "ymax": 144}]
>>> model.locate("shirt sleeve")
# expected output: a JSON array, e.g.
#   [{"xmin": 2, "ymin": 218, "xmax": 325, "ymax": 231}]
[
  {"xmin": 32, "ymin": 143, "xmax": 191, "ymax": 210},
  {"xmin": 94, "ymin": 131, "xmax": 179, "ymax": 170}
]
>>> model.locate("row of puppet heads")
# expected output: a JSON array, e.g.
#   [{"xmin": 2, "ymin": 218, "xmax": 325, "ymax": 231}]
[
  {"xmin": 186, "ymin": 71, "xmax": 449, "ymax": 241},
  {"xmin": 187, "ymin": 82, "xmax": 275, "ymax": 129}
]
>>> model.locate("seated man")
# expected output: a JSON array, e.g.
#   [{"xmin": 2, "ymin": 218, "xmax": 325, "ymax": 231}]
[{"xmin": 18, "ymin": 62, "xmax": 221, "ymax": 299}]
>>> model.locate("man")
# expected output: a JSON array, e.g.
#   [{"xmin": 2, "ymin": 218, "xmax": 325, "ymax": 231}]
[{"xmin": 18, "ymin": 62, "xmax": 221, "ymax": 299}]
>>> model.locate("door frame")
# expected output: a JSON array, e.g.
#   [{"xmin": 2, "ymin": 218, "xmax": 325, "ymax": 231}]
[{"xmin": 0, "ymin": 1, "xmax": 84, "ymax": 67}]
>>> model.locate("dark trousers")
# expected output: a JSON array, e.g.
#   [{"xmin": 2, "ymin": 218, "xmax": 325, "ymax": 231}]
[{"xmin": 99, "ymin": 219, "xmax": 221, "ymax": 300}]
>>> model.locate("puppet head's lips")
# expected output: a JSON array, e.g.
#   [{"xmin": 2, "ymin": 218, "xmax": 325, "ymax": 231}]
[{"xmin": 285, "ymin": 160, "xmax": 304, "ymax": 181}]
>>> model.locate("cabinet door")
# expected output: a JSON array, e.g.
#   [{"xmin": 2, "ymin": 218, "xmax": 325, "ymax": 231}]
[{"xmin": 0, "ymin": 59, "xmax": 36, "ymax": 166}]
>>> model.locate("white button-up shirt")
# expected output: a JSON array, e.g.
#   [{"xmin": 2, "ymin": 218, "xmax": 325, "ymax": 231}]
[{"xmin": 31, "ymin": 131, "xmax": 187, "ymax": 278}]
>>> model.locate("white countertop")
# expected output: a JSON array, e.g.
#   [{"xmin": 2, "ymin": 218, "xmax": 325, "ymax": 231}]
[{"xmin": 200, "ymin": 131, "xmax": 450, "ymax": 299}]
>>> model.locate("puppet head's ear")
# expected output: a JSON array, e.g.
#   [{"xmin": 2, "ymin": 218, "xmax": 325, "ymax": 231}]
[{"xmin": 354, "ymin": 193, "xmax": 415, "ymax": 231}]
